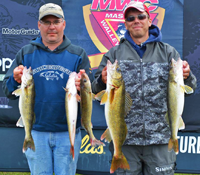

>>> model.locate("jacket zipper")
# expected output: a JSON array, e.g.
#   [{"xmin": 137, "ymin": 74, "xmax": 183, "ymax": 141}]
[{"xmin": 140, "ymin": 58, "xmax": 146, "ymax": 145}]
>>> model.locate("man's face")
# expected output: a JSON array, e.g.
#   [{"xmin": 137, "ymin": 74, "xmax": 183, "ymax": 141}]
[
  {"xmin": 38, "ymin": 15, "xmax": 66, "ymax": 46},
  {"xmin": 125, "ymin": 9, "xmax": 152, "ymax": 41}
]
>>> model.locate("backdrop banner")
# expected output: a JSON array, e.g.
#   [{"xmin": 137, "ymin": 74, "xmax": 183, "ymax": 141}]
[
  {"xmin": 0, "ymin": 0, "xmax": 200, "ymax": 174},
  {"xmin": 182, "ymin": 0, "xmax": 200, "ymax": 132},
  {"xmin": 176, "ymin": 132, "xmax": 200, "ymax": 174},
  {"xmin": 0, "ymin": 127, "xmax": 200, "ymax": 174}
]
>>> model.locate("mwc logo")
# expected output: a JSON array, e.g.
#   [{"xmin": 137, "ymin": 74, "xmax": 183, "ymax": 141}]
[
  {"xmin": 83, "ymin": 0, "xmax": 164, "ymax": 69},
  {"xmin": 90, "ymin": 0, "xmax": 159, "ymax": 12}
]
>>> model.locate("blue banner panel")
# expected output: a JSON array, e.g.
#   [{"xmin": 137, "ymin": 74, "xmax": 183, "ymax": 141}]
[
  {"xmin": 0, "ymin": 127, "xmax": 29, "ymax": 172},
  {"xmin": 0, "ymin": 128, "xmax": 200, "ymax": 174},
  {"xmin": 182, "ymin": 0, "xmax": 200, "ymax": 132},
  {"xmin": 176, "ymin": 132, "xmax": 200, "ymax": 174},
  {"xmin": 77, "ymin": 130, "xmax": 112, "ymax": 175}
]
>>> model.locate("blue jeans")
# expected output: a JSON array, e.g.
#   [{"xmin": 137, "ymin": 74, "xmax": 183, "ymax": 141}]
[{"xmin": 25, "ymin": 128, "xmax": 82, "ymax": 175}]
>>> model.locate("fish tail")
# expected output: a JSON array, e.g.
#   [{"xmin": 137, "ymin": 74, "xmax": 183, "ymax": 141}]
[
  {"xmin": 110, "ymin": 153, "xmax": 130, "ymax": 174},
  {"xmin": 23, "ymin": 137, "xmax": 35, "ymax": 153},
  {"xmin": 90, "ymin": 138, "xmax": 105, "ymax": 147},
  {"xmin": 70, "ymin": 145, "xmax": 75, "ymax": 160},
  {"xmin": 168, "ymin": 138, "xmax": 179, "ymax": 154}
]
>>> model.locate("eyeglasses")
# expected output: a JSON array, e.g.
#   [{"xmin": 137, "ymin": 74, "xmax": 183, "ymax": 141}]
[
  {"xmin": 40, "ymin": 19, "xmax": 64, "ymax": 27},
  {"xmin": 125, "ymin": 14, "xmax": 148, "ymax": 22}
]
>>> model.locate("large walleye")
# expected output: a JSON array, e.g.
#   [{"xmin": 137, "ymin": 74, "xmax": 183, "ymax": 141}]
[
  {"xmin": 95, "ymin": 60, "xmax": 132, "ymax": 174},
  {"xmin": 12, "ymin": 66, "xmax": 35, "ymax": 153},
  {"xmin": 64, "ymin": 72, "xmax": 80, "ymax": 160},
  {"xmin": 80, "ymin": 72, "xmax": 104, "ymax": 147},
  {"xmin": 167, "ymin": 58, "xmax": 193, "ymax": 154}
]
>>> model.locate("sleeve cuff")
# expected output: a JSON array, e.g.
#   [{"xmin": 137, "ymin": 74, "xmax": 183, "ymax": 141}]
[
  {"xmin": 97, "ymin": 75, "xmax": 106, "ymax": 89},
  {"xmin": 6, "ymin": 74, "xmax": 20, "ymax": 93}
]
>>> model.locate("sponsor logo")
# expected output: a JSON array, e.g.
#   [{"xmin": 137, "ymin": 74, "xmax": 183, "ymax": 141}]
[
  {"xmin": 2, "ymin": 28, "xmax": 40, "ymax": 35},
  {"xmin": 33, "ymin": 65, "xmax": 71, "ymax": 75},
  {"xmin": 80, "ymin": 135, "xmax": 104, "ymax": 154},
  {"xmin": 33, "ymin": 65, "xmax": 71, "ymax": 81},
  {"xmin": 0, "ymin": 57, "xmax": 13, "ymax": 72},
  {"xmin": 83, "ymin": 0, "xmax": 165, "ymax": 69},
  {"xmin": 0, "ymin": 58, "xmax": 13, "ymax": 81},
  {"xmin": 178, "ymin": 136, "xmax": 200, "ymax": 154},
  {"xmin": 40, "ymin": 71, "xmax": 64, "ymax": 81},
  {"xmin": 155, "ymin": 166, "xmax": 173, "ymax": 173},
  {"xmin": 0, "ymin": 97, "xmax": 12, "ymax": 109}
]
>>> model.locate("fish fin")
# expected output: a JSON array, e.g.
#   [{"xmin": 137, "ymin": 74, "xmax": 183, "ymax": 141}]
[
  {"xmin": 23, "ymin": 137, "xmax": 35, "ymax": 153},
  {"xmin": 17, "ymin": 85, "xmax": 21, "ymax": 89},
  {"xmin": 16, "ymin": 117, "xmax": 24, "ymax": 127},
  {"xmin": 92, "ymin": 93, "xmax": 96, "ymax": 101},
  {"xmin": 100, "ymin": 91, "xmax": 108, "ymax": 105},
  {"xmin": 110, "ymin": 85, "xmax": 115, "ymax": 90},
  {"xmin": 76, "ymin": 94, "xmax": 81, "ymax": 102},
  {"xmin": 24, "ymin": 87, "xmax": 29, "ymax": 95},
  {"xmin": 100, "ymin": 128, "xmax": 112, "ymax": 143},
  {"xmin": 110, "ymin": 88, "xmax": 115, "ymax": 104},
  {"xmin": 89, "ymin": 92, "xmax": 96, "ymax": 101},
  {"xmin": 179, "ymin": 85, "xmax": 185, "ymax": 94},
  {"xmin": 178, "ymin": 117, "xmax": 185, "ymax": 130},
  {"xmin": 168, "ymin": 138, "xmax": 179, "ymax": 155},
  {"xmin": 124, "ymin": 92, "xmax": 132, "ymax": 117},
  {"xmin": 12, "ymin": 88, "xmax": 22, "ymax": 96},
  {"xmin": 28, "ymin": 66, "xmax": 32, "ymax": 72},
  {"xmin": 95, "ymin": 90, "xmax": 106, "ymax": 101},
  {"xmin": 68, "ymin": 93, "xmax": 72, "ymax": 100},
  {"xmin": 90, "ymin": 138, "xmax": 105, "ymax": 147},
  {"xmin": 63, "ymin": 87, "xmax": 68, "ymax": 92},
  {"xmin": 70, "ymin": 146, "xmax": 75, "ymax": 160},
  {"xmin": 110, "ymin": 153, "xmax": 130, "ymax": 174},
  {"xmin": 184, "ymin": 85, "xmax": 194, "ymax": 94}
]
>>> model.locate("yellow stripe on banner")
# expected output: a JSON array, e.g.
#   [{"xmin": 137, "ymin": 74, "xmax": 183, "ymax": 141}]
[{"xmin": 89, "ymin": 53, "xmax": 105, "ymax": 69}]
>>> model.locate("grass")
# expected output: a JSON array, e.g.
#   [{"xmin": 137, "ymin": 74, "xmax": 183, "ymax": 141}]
[
  {"xmin": 0, "ymin": 173, "xmax": 199, "ymax": 175},
  {"xmin": 0, "ymin": 174, "xmax": 82, "ymax": 175},
  {"xmin": 0, "ymin": 173, "xmax": 82, "ymax": 175}
]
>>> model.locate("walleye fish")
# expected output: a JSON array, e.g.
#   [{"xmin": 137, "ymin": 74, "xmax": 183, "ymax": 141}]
[
  {"xmin": 64, "ymin": 72, "xmax": 80, "ymax": 160},
  {"xmin": 80, "ymin": 72, "xmax": 104, "ymax": 147},
  {"xmin": 167, "ymin": 58, "xmax": 193, "ymax": 154},
  {"xmin": 12, "ymin": 66, "xmax": 35, "ymax": 153},
  {"xmin": 95, "ymin": 60, "xmax": 132, "ymax": 174}
]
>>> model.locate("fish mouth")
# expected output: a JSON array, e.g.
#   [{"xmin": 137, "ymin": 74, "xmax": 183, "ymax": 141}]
[
  {"xmin": 170, "ymin": 58, "xmax": 183, "ymax": 75},
  {"xmin": 69, "ymin": 72, "xmax": 77, "ymax": 78},
  {"xmin": 81, "ymin": 72, "xmax": 89, "ymax": 80},
  {"xmin": 107, "ymin": 60, "xmax": 123, "ymax": 81}
]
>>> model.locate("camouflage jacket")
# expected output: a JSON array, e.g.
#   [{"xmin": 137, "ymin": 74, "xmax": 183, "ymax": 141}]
[{"xmin": 92, "ymin": 38, "xmax": 197, "ymax": 146}]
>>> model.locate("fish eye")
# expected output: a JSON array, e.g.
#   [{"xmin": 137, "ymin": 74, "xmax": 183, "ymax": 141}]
[
  {"xmin": 83, "ymin": 79, "xmax": 87, "ymax": 83},
  {"xmin": 116, "ymin": 67, "xmax": 121, "ymax": 72}
]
